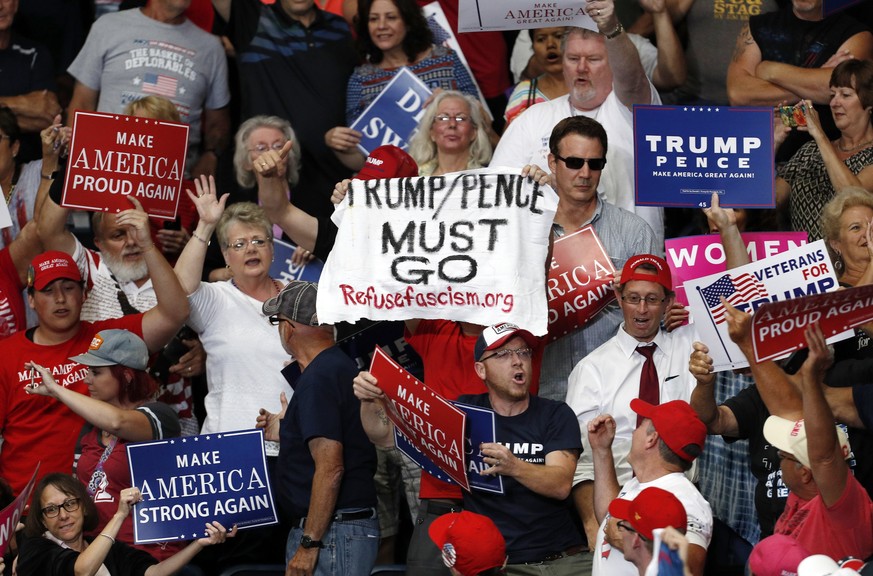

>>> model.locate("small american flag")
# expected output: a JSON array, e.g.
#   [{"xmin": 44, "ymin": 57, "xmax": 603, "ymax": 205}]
[
  {"xmin": 700, "ymin": 273, "xmax": 768, "ymax": 324},
  {"xmin": 142, "ymin": 73, "xmax": 177, "ymax": 98}
]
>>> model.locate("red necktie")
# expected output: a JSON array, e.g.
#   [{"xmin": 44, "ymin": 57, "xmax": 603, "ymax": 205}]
[{"xmin": 636, "ymin": 345, "xmax": 660, "ymax": 427}]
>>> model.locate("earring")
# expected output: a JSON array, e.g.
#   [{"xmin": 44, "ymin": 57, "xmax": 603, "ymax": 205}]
[{"xmin": 834, "ymin": 250, "xmax": 844, "ymax": 273}]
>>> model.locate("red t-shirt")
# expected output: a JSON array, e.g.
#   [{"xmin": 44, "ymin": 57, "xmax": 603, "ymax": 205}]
[
  {"xmin": 775, "ymin": 473, "xmax": 873, "ymax": 560},
  {"xmin": 0, "ymin": 316, "xmax": 144, "ymax": 495},
  {"xmin": 405, "ymin": 319, "xmax": 542, "ymax": 499},
  {"xmin": 0, "ymin": 247, "xmax": 26, "ymax": 339}
]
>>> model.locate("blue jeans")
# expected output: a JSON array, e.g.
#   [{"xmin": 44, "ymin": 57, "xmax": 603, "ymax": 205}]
[{"xmin": 286, "ymin": 513, "xmax": 379, "ymax": 576}]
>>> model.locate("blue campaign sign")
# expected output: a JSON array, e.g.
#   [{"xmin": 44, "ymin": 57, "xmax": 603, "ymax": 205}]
[
  {"xmin": 824, "ymin": 0, "xmax": 863, "ymax": 16},
  {"xmin": 395, "ymin": 401, "xmax": 503, "ymax": 494},
  {"xmin": 634, "ymin": 105, "xmax": 775, "ymax": 208},
  {"xmin": 127, "ymin": 430, "xmax": 278, "ymax": 544},
  {"xmin": 269, "ymin": 238, "xmax": 324, "ymax": 283},
  {"xmin": 350, "ymin": 67, "xmax": 432, "ymax": 155}
]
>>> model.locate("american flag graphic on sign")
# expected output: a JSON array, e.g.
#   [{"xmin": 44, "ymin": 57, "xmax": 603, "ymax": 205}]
[
  {"xmin": 700, "ymin": 273, "xmax": 768, "ymax": 324},
  {"xmin": 142, "ymin": 73, "xmax": 177, "ymax": 98}
]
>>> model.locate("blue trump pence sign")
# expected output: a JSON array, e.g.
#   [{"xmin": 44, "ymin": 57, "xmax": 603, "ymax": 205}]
[{"xmin": 127, "ymin": 430, "xmax": 278, "ymax": 544}]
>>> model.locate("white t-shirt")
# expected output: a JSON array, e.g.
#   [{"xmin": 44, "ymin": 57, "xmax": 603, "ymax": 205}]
[
  {"xmin": 187, "ymin": 281, "xmax": 293, "ymax": 456},
  {"xmin": 593, "ymin": 473, "xmax": 713, "ymax": 576},
  {"xmin": 490, "ymin": 91, "xmax": 664, "ymax": 248}
]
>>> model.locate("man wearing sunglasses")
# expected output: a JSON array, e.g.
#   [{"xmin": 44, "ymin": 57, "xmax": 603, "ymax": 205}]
[
  {"xmin": 492, "ymin": 0, "xmax": 663, "ymax": 247},
  {"xmin": 456, "ymin": 323, "xmax": 587, "ymax": 574}
]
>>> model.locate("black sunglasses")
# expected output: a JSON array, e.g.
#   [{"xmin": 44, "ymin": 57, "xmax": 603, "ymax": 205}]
[{"xmin": 554, "ymin": 154, "xmax": 607, "ymax": 171}]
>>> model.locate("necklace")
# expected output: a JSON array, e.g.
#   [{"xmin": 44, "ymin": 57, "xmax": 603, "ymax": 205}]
[
  {"xmin": 837, "ymin": 138, "xmax": 873, "ymax": 153},
  {"xmin": 231, "ymin": 277, "xmax": 282, "ymax": 299}
]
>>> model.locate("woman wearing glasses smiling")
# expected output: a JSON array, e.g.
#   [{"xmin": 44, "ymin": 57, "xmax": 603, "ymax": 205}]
[
  {"xmin": 173, "ymin": 177, "xmax": 293, "ymax": 462},
  {"xmin": 18, "ymin": 473, "xmax": 233, "ymax": 576}
]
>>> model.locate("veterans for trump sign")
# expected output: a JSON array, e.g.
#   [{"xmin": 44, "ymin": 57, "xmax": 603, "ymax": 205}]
[
  {"xmin": 685, "ymin": 240, "xmax": 849, "ymax": 371},
  {"xmin": 63, "ymin": 111, "xmax": 189, "ymax": 220},
  {"xmin": 370, "ymin": 347, "xmax": 469, "ymax": 491},
  {"xmin": 458, "ymin": 0, "xmax": 596, "ymax": 32},
  {"xmin": 127, "ymin": 430, "xmax": 277, "ymax": 544},
  {"xmin": 547, "ymin": 225, "xmax": 616, "ymax": 342},
  {"xmin": 752, "ymin": 284, "xmax": 873, "ymax": 363},
  {"xmin": 317, "ymin": 168, "xmax": 558, "ymax": 335},
  {"xmin": 634, "ymin": 106, "xmax": 774, "ymax": 208}
]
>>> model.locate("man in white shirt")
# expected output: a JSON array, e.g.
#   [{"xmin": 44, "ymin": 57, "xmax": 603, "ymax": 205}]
[
  {"xmin": 589, "ymin": 399, "xmax": 712, "ymax": 576},
  {"xmin": 566, "ymin": 253, "xmax": 696, "ymax": 561}
]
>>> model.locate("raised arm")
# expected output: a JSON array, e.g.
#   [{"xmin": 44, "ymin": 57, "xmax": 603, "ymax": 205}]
[
  {"xmin": 587, "ymin": 0, "xmax": 652, "ymax": 109},
  {"xmin": 67, "ymin": 82, "xmax": 99, "ymax": 122},
  {"xmin": 9, "ymin": 221, "xmax": 43, "ymax": 285},
  {"xmin": 116, "ymin": 197, "xmax": 189, "ymax": 350},
  {"xmin": 727, "ymin": 24, "xmax": 797, "ymax": 106},
  {"xmin": 801, "ymin": 100, "xmax": 873, "ymax": 191},
  {"xmin": 0, "ymin": 90, "xmax": 61, "ymax": 132},
  {"xmin": 352, "ymin": 371, "xmax": 396, "ymax": 447},
  {"xmin": 703, "ymin": 193, "xmax": 748, "ymax": 269},
  {"xmin": 35, "ymin": 120, "xmax": 77, "ymax": 255},
  {"xmin": 645, "ymin": 0, "xmax": 686, "ymax": 91},
  {"xmin": 174, "ymin": 175, "xmax": 228, "ymax": 294},
  {"xmin": 688, "ymin": 342, "xmax": 741, "ymax": 436},
  {"xmin": 191, "ymin": 107, "xmax": 231, "ymax": 179},
  {"xmin": 25, "ymin": 362, "xmax": 158, "ymax": 441},
  {"xmin": 588, "ymin": 414, "xmax": 621, "ymax": 524},
  {"xmin": 797, "ymin": 323, "xmax": 848, "ymax": 507}
]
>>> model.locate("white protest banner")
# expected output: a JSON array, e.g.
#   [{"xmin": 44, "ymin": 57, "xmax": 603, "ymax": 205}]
[
  {"xmin": 317, "ymin": 168, "xmax": 557, "ymax": 335},
  {"xmin": 458, "ymin": 0, "xmax": 596, "ymax": 33},
  {"xmin": 685, "ymin": 240, "xmax": 850, "ymax": 371},
  {"xmin": 0, "ymin": 186, "xmax": 11, "ymax": 230}
]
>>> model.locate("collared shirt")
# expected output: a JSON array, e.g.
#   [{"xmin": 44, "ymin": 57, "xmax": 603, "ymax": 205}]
[
  {"xmin": 567, "ymin": 323, "xmax": 699, "ymax": 485},
  {"xmin": 538, "ymin": 199, "xmax": 657, "ymax": 401}
]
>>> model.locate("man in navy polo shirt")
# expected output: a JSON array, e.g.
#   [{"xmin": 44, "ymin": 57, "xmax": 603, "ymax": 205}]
[{"xmin": 260, "ymin": 280, "xmax": 378, "ymax": 576}]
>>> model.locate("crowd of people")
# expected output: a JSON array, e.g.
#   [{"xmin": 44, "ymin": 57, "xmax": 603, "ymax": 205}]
[{"xmin": 1, "ymin": 0, "xmax": 873, "ymax": 574}]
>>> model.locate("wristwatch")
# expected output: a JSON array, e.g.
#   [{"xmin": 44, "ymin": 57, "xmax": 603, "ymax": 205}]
[
  {"xmin": 604, "ymin": 21, "xmax": 625, "ymax": 40},
  {"xmin": 300, "ymin": 535, "xmax": 325, "ymax": 549}
]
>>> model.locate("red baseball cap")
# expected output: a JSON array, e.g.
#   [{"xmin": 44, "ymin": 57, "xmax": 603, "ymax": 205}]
[
  {"xmin": 608, "ymin": 487, "xmax": 686, "ymax": 540},
  {"xmin": 28, "ymin": 251, "xmax": 82, "ymax": 291},
  {"xmin": 474, "ymin": 323, "xmax": 539, "ymax": 361},
  {"xmin": 356, "ymin": 145, "xmax": 419, "ymax": 180},
  {"xmin": 620, "ymin": 254, "xmax": 672, "ymax": 292},
  {"xmin": 630, "ymin": 399, "xmax": 706, "ymax": 462},
  {"xmin": 429, "ymin": 511, "xmax": 506, "ymax": 576}
]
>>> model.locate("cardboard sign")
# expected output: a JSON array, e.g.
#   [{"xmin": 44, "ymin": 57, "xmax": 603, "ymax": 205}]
[
  {"xmin": 0, "ymin": 464, "xmax": 38, "ymax": 556},
  {"xmin": 318, "ymin": 169, "xmax": 558, "ymax": 335},
  {"xmin": 685, "ymin": 240, "xmax": 849, "ymax": 371},
  {"xmin": 547, "ymin": 225, "xmax": 616, "ymax": 342},
  {"xmin": 63, "ymin": 111, "xmax": 189, "ymax": 220},
  {"xmin": 337, "ymin": 320, "xmax": 424, "ymax": 379},
  {"xmin": 396, "ymin": 401, "xmax": 503, "ymax": 494},
  {"xmin": 269, "ymin": 239, "xmax": 324, "ymax": 284},
  {"xmin": 666, "ymin": 232, "xmax": 807, "ymax": 306},
  {"xmin": 350, "ymin": 68, "xmax": 432, "ymax": 156},
  {"xmin": 127, "ymin": 430, "xmax": 278, "ymax": 543},
  {"xmin": 634, "ymin": 106, "xmax": 774, "ymax": 208},
  {"xmin": 369, "ymin": 347, "xmax": 469, "ymax": 490},
  {"xmin": 752, "ymin": 284, "xmax": 873, "ymax": 363},
  {"xmin": 458, "ymin": 0, "xmax": 596, "ymax": 32}
]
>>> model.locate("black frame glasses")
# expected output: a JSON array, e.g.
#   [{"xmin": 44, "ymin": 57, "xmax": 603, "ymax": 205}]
[
  {"xmin": 554, "ymin": 154, "xmax": 607, "ymax": 171},
  {"xmin": 479, "ymin": 347, "xmax": 534, "ymax": 362},
  {"xmin": 617, "ymin": 520, "xmax": 648, "ymax": 541},
  {"xmin": 41, "ymin": 497, "xmax": 80, "ymax": 518}
]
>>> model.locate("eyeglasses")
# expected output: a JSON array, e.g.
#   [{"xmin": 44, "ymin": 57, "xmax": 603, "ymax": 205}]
[
  {"xmin": 248, "ymin": 142, "xmax": 287, "ymax": 153},
  {"xmin": 616, "ymin": 520, "xmax": 648, "ymax": 541},
  {"xmin": 621, "ymin": 294, "xmax": 666, "ymax": 306},
  {"xmin": 479, "ymin": 347, "xmax": 533, "ymax": 362},
  {"xmin": 269, "ymin": 315, "xmax": 292, "ymax": 327},
  {"xmin": 433, "ymin": 114, "xmax": 471, "ymax": 124},
  {"xmin": 554, "ymin": 154, "xmax": 607, "ymax": 171},
  {"xmin": 226, "ymin": 238, "xmax": 270, "ymax": 252},
  {"xmin": 41, "ymin": 497, "xmax": 80, "ymax": 518}
]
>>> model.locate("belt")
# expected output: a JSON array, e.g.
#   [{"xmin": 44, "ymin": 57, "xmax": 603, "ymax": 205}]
[
  {"xmin": 424, "ymin": 500, "xmax": 463, "ymax": 517},
  {"xmin": 291, "ymin": 508, "xmax": 376, "ymax": 529},
  {"xmin": 523, "ymin": 544, "xmax": 587, "ymax": 564}
]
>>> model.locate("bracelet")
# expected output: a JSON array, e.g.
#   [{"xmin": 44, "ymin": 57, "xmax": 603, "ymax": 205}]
[
  {"xmin": 41, "ymin": 172, "xmax": 55, "ymax": 181},
  {"xmin": 99, "ymin": 533, "xmax": 115, "ymax": 544},
  {"xmin": 604, "ymin": 21, "xmax": 624, "ymax": 39},
  {"xmin": 191, "ymin": 231, "xmax": 211, "ymax": 246}
]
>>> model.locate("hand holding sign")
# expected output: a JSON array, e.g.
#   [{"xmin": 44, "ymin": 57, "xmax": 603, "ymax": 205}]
[
  {"xmin": 331, "ymin": 179, "xmax": 351, "ymax": 206},
  {"xmin": 187, "ymin": 175, "xmax": 228, "ymax": 227},
  {"xmin": 325, "ymin": 126, "xmax": 363, "ymax": 154},
  {"xmin": 40, "ymin": 115, "xmax": 71, "ymax": 169},
  {"xmin": 798, "ymin": 323, "xmax": 833, "ymax": 391},
  {"xmin": 256, "ymin": 391, "xmax": 288, "ymax": 442},
  {"xmin": 702, "ymin": 192, "xmax": 737, "ymax": 234},
  {"xmin": 723, "ymin": 300, "xmax": 754, "ymax": 358},
  {"xmin": 479, "ymin": 442, "xmax": 516, "ymax": 477}
]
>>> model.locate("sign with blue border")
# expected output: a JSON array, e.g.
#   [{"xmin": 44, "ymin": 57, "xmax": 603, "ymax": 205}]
[
  {"xmin": 127, "ymin": 429, "xmax": 278, "ymax": 544},
  {"xmin": 634, "ymin": 105, "xmax": 775, "ymax": 208},
  {"xmin": 350, "ymin": 67, "xmax": 432, "ymax": 155},
  {"xmin": 269, "ymin": 238, "xmax": 324, "ymax": 284}
]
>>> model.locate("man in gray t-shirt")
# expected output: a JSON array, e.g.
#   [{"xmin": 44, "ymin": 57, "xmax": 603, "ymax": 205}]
[{"xmin": 67, "ymin": 0, "xmax": 230, "ymax": 178}]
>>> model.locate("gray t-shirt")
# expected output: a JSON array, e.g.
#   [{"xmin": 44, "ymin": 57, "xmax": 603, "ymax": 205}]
[{"xmin": 68, "ymin": 9, "xmax": 230, "ymax": 172}]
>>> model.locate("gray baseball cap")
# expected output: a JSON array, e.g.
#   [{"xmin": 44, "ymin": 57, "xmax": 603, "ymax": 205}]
[
  {"xmin": 69, "ymin": 329, "xmax": 149, "ymax": 370},
  {"xmin": 262, "ymin": 281, "xmax": 320, "ymax": 326}
]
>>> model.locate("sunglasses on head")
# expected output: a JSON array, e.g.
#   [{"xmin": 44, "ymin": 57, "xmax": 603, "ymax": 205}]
[{"xmin": 554, "ymin": 154, "xmax": 607, "ymax": 171}]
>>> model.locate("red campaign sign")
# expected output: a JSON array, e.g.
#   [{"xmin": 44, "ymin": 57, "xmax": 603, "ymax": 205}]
[
  {"xmin": 62, "ymin": 111, "xmax": 189, "ymax": 220},
  {"xmin": 546, "ymin": 225, "xmax": 616, "ymax": 342},
  {"xmin": 369, "ymin": 347, "xmax": 469, "ymax": 491},
  {"xmin": 752, "ymin": 284, "xmax": 873, "ymax": 363},
  {"xmin": 0, "ymin": 463, "xmax": 39, "ymax": 556}
]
